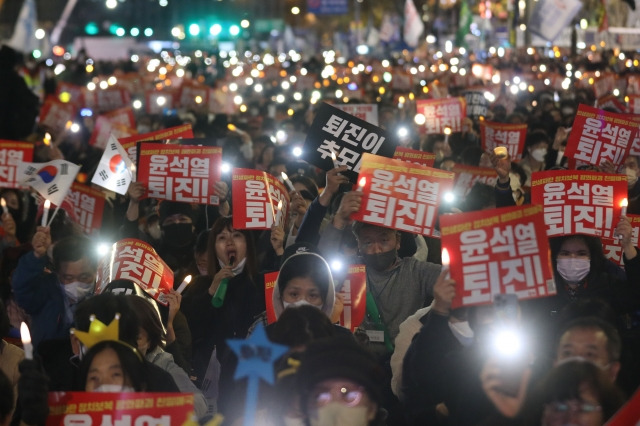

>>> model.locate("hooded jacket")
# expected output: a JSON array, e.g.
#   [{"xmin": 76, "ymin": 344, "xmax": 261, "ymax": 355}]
[{"xmin": 272, "ymin": 252, "xmax": 336, "ymax": 320}]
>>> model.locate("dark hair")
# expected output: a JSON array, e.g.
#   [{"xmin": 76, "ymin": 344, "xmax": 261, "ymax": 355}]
[
  {"xmin": 351, "ymin": 221, "xmax": 398, "ymax": 240},
  {"xmin": 278, "ymin": 254, "xmax": 331, "ymax": 301},
  {"xmin": 128, "ymin": 296, "xmax": 166, "ymax": 353},
  {"xmin": 524, "ymin": 361, "xmax": 626, "ymax": 425},
  {"xmin": 207, "ymin": 216, "xmax": 257, "ymax": 279},
  {"xmin": 0, "ymin": 299, "xmax": 9, "ymax": 337},
  {"xmin": 549, "ymin": 235, "xmax": 607, "ymax": 279},
  {"xmin": 52, "ymin": 235, "xmax": 97, "ymax": 272},
  {"xmin": 269, "ymin": 304, "xmax": 336, "ymax": 347},
  {"xmin": 290, "ymin": 175, "xmax": 319, "ymax": 199},
  {"xmin": 523, "ymin": 129, "xmax": 550, "ymax": 157},
  {"xmin": 80, "ymin": 340, "xmax": 147, "ymax": 391},
  {"xmin": 557, "ymin": 316, "xmax": 622, "ymax": 363},
  {"xmin": 75, "ymin": 293, "xmax": 140, "ymax": 347},
  {"xmin": 462, "ymin": 183, "xmax": 496, "ymax": 212},
  {"xmin": 0, "ymin": 369, "xmax": 13, "ymax": 423},
  {"xmin": 194, "ymin": 229, "xmax": 209, "ymax": 255},
  {"xmin": 458, "ymin": 146, "xmax": 485, "ymax": 166}
]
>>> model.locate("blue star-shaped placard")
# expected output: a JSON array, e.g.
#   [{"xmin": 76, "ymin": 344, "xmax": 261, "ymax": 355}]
[{"xmin": 227, "ymin": 323, "xmax": 288, "ymax": 385}]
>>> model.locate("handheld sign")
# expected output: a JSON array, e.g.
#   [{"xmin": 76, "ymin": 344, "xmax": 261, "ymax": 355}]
[
  {"xmin": 351, "ymin": 153, "xmax": 455, "ymax": 238},
  {"xmin": 0, "ymin": 140, "xmax": 33, "ymax": 188},
  {"xmin": 440, "ymin": 204, "xmax": 555, "ymax": 309},
  {"xmin": 303, "ymin": 102, "xmax": 395, "ymax": 183},
  {"xmin": 231, "ymin": 169, "xmax": 290, "ymax": 230},
  {"xmin": 530, "ymin": 170, "xmax": 627, "ymax": 238}
]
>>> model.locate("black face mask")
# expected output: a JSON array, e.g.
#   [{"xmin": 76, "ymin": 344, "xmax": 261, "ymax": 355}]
[
  {"xmin": 162, "ymin": 223, "xmax": 195, "ymax": 248},
  {"xmin": 362, "ymin": 248, "xmax": 398, "ymax": 272}
]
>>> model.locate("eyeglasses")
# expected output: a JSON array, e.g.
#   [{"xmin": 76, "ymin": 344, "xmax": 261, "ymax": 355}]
[
  {"xmin": 544, "ymin": 400, "xmax": 602, "ymax": 415},
  {"xmin": 312, "ymin": 386, "xmax": 365, "ymax": 408}
]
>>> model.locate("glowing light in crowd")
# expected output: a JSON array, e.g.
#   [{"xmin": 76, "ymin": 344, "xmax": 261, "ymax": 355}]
[
  {"xmin": 133, "ymin": 100, "xmax": 142, "ymax": 109},
  {"xmin": 106, "ymin": 0, "xmax": 117, "ymax": 9},
  {"xmin": 35, "ymin": 28, "xmax": 45, "ymax": 39}
]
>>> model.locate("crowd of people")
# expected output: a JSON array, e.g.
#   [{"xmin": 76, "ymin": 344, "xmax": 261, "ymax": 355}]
[{"xmin": 0, "ymin": 40, "xmax": 640, "ymax": 426}]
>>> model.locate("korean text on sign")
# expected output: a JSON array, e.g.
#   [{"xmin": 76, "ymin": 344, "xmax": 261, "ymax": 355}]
[
  {"xmin": 137, "ymin": 143, "xmax": 222, "ymax": 205},
  {"xmin": 393, "ymin": 147, "xmax": 436, "ymax": 167},
  {"xmin": 564, "ymin": 104, "xmax": 638, "ymax": 167},
  {"xmin": 440, "ymin": 204, "xmax": 555, "ymax": 308},
  {"xmin": 416, "ymin": 97, "xmax": 467, "ymax": 134},
  {"xmin": 451, "ymin": 164, "xmax": 498, "ymax": 198},
  {"xmin": 351, "ymin": 153, "xmax": 455, "ymax": 237},
  {"xmin": 67, "ymin": 182, "xmax": 105, "ymax": 236},
  {"xmin": 303, "ymin": 102, "xmax": 395, "ymax": 183},
  {"xmin": 96, "ymin": 239, "xmax": 174, "ymax": 305},
  {"xmin": 0, "ymin": 141, "xmax": 33, "ymax": 188},
  {"xmin": 530, "ymin": 170, "xmax": 627, "ymax": 238},
  {"xmin": 480, "ymin": 121, "xmax": 527, "ymax": 161},
  {"xmin": 231, "ymin": 168, "xmax": 290, "ymax": 231}
]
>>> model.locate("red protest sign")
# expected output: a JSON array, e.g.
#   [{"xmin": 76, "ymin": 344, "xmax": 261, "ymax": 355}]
[
  {"xmin": 46, "ymin": 392, "xmax": 196, "ymax": 425},
  {"xmin": 96, "ymin": 238, "xmax": 174, "ymax": 305},
  {"xmin": 137, "ymin": 143, "xmax": 222, "ymax": 205},
  {"xmin": 0, "ymin": 140, "xmax": 33, "ymax": 188},
  {"xmin": 628, "ymin": 94, "xmax": 640, "ymax": 114},
  {"xmin": 416, "ymin": 97, "xmax": 466, "ymax": 134},
  {"xmin": 265, "ymin": 271, "xmax": 279, "ymax": 324},
  {"xmin": 564, "ymin": 104, "xmax": 638, "ymax": 167},
  {"xmin": 83, "ymin": 87, "xmax": 131, "ymax": 112},
  {"xmin": 55, "ymin": 83, "xmax": 84, "ymax": 107},
  {"xmin": 606, "ymin": 387, "xmax": 640, "ymax": 425},
  {"xmin": 601, "ymin": 214, "xmax": 640, "ymax": 267},
  {"xmin": 480, "ymin": 121, "xmax": 527, "ymax": 161},
  {"xmin": 145, "ymin": 90, "xmax": 176, "ymax": 115},
  {"xmin": 530, "ymin": 170, "xmax": 627, "ymax": 238},
  {"xmin": 451, "ymin": 164, "xmax": 498, "ymax": 198},
  {"xmin": 39, "ymin": 97, "xmax": 76, "ymax": 135},
  {"xmin": 351, "ymin": 153, "xmax": 455, "ymax": 237},
  {"xmin": 178, "ymin": 81, "xmax": 209, "ymax": 110},
  {"xmin": 231, "ymin": 168, "xmax": 290, "ymax": 230},
  {"xmin": 337, "ymin": 264, "xmax": 367, "ymax": 332},
  {"xmin": 119, "ymin": 124, "xmax": 195, "ymax": 164},
  {"xmin": 440, "ymin": 205, "xmax": 556, "ymax": 309},
  {"xmin": 66, "ymin": 182, "xmax": 105, "ymax": 236},
  {"xmin": 393, "ymin": 147, "xmax": 436, "ymax": 167},
  {"xmin": 89, "ymin": 107, "xmax": 137, "ymax": 149}
]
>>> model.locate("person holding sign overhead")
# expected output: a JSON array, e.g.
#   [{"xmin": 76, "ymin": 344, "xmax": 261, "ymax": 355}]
[{"xmin": 318, "ymin": 189, "xmax": 442, "ymax": 359}]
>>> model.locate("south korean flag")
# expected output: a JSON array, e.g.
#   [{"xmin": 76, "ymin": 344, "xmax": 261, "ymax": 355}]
[{"xmin": 91, "ymin": 134, "xmax": 135, "ymax": 195}]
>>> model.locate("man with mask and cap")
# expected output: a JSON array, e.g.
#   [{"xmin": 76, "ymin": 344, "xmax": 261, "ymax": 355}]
[
  {"xmin": 318, "ymin": 190, "xmax": 441, "ymax": 358},
  {"xmin": 12, "ymin": 228, "xmax": 98, "ymax": 348}
]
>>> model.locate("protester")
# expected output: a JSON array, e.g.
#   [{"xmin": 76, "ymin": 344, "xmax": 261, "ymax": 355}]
[{"xmin": 12, "ymin": 232, "xmax": 98, "ymax": 348}]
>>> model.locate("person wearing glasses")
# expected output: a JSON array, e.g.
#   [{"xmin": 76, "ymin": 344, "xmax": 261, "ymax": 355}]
[{"xmin": 296, "ymin": 336, "xmax": 386, "ymax": 426}]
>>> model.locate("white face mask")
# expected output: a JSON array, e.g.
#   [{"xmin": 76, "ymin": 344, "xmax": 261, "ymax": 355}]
[
  {"xmin": 625, "ymin": 167, "xmax": 638, "ymax": 186},
  {"xmin": 556, "ymin": 258, "xmax": 590, "ymax": 283},
  {"xmin": 448, "ymin": 321, "xmax": 475, "ymax": 347},
  {"xmin": 283, "ymin": 299, "xmax": 322, "ymax": 310},
  {"xmin": 148, "ymin": 223, "xmax": 162, "ymax": 240},
  {"xmin": 310, "ymin": 403, "xmax": 371, "ymax": 426},
  {"xmin": 64, "ymin": 281, "xmax": 94, "ymax": 304},
  {"xmin": 93, "ymin": 384, "xmax": 135, "ymax": 393},
  {"xmin": 530, "ymin": 148, "xmax": 547, "ymax": 162}
]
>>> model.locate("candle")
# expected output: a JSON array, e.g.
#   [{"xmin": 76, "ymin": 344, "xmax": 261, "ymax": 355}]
[
  {"xmin": 280, "ymin": 172, "xmax": 295, "ymax": 192},
  {"xmin": 20, "ymin": 322, "xmax": 33, "ymax": 360},
  {"xmin": 176, "ymin": 275, "xmax": 192, "ymax": 294},
  {"xmin": 443, "ymin": 126, "xmax": 452, "ymax": 145},
  {"xmin": 275, "ymin": 199, "xmax": 283, "ymax": 226},
  {"xmin": 555, "ymin": 149, "xmax": 565, "ymax": 166},
  {"xmin": 330, "ymin": 150, "xmax": 340, "ymax": 169},
  {"xmin": 0, "ymin": 198, "xmax": 7, "ymax": 215},
  {"xmin": 621, "ymin": 198, "xmax": 628, "ymax": 217},
  {"xmin": 441, "ymin": 248, "xmax": 450, "ymax": 267},
  {"xmin": 43, "ymin": 132, "xmax": 51, "ymax": 146},
  {"xmin": 42, "ymin": 199, "xmax": 51, "ymax": 227},
  {"xmin": 357, "ymin": 176, "xmax": 366, "ymax": 192}
]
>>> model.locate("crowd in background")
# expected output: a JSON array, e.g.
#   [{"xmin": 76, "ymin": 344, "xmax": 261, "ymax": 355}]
[{"xmin": 1, "ymin": 41, "xmax": 640, "ymax": 425}]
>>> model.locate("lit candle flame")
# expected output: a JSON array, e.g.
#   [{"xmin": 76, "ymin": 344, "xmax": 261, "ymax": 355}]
[
  {"xmin": 621, "ymin": 198, "xmax": 628, "ymax": 217},
  {"xmin": 441, "ymin": 248, "xmax": 450, "ymax": 267},
  {"xmin": 227, "ymin": 123, "xmax": 237, "ymax": 131},
  {"xmin": 43, "ymin": 133, "xmax": 51, "ymax": 146},
  {"xmin": 0, "ymin": 198, "xmax": 7, "ymax": 215},
  {"xmin": 20, "ymin": 322, "xmax": 33, "ymax": 360},
  {"xmin": 443, "ymin": 126, "xmax": 452, "ymax": 136},
  {"xmin": 65, "ymin": 120, "xmax": 73, "ymax": 130},
  {"xmin": 42, "ymin": 199, "xmax": 51, "ymax": 227},
  {"xmin": 357, "ymin": 176, "xmax": 366, "ymax": 190}
]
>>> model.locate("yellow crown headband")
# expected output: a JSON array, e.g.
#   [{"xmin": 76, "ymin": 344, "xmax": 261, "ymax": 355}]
[{"xmin": 71, "ymin": 313, "xmax": 142, "ymax": 361}]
